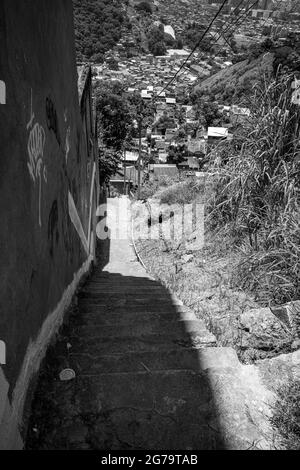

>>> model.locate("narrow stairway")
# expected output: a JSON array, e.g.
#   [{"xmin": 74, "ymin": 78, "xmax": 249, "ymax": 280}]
[{"xmin": 26, "ymin": 198, "xmax": 271, "ymax": 450}]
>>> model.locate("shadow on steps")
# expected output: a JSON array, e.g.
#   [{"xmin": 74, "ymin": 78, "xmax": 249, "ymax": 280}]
[
  {"xmin": 25, "ymin": 205, "xmax": 228, "ymax": 450},
  {"xmin": 25, "ymin": 266, "xmax": 229, "ymax": 450}
]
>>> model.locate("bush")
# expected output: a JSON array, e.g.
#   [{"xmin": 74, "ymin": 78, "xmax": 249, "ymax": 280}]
[
  {"xmin": 139, "ymin": 175, "xmax": 179, "ymax": 200},
  {"xmin": 73, "ymin": 0, "xmax": 126, "ymax": 62},
  {"xmin": 159, "ymin": 180, "xmax": 204, "ymax": 205},
  {"xmin": 135, "ymin": 1, "xmax": 153, "ymax": 14},
  {"xmin": 207, "ymin": 71, "xmax": 300, "ymax": 305}
]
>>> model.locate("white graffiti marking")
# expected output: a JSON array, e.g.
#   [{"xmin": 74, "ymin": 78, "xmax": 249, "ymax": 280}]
[
  {"xmin": 27, "ymin": 88, "xmax": 35, "ymax": 129},
  {"xmin": 0, "ymin": 340, "xmax": 6, "ymax": 365},
  {"xmin": 65, "ymin": 126, "xmax": 71, "ymax": 162},
  {"xmin": 27, "ymin": 89, "xmax": 47, "ymax": 227},
  {"xmin": 0, "ymin": 80, "xmax": 6, "ymax": 104}
]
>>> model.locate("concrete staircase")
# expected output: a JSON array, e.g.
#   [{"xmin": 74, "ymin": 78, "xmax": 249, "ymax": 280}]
[
  {"xmin": 66, "ymin": 267, "xmax": 223, "ymax": 450},
  {"xmin": 26, "ymin": 198, "xmax": 277, "ymax": 450}
]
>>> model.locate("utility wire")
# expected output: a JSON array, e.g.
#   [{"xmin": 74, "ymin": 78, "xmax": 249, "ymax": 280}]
[
  {"xmin": 176, "ymin": 0, "xmax": 259, "ymax": 81},
  {"xmin": 156, "ymin": 0, "xmax": 260, "ymax": 93},
  {"xmin": 156, "ymin": 0, "xmax": 230, "ymax": 97},
  {"xmin": 209, "ymin": 0, "xmax": 248, "ymax": 46}
]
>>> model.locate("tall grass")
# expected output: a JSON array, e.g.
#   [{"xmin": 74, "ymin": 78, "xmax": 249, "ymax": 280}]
[
  {"xmin": 270, "ymin": 380, "xmax": 300, "ymax": 450},
  {"xmin": 159, "ymin": 179, "xmax": 204, "ymax": 205},
  {"xmin": 207, "ymin": 71, "xmax": 300, "ymax": 305}
]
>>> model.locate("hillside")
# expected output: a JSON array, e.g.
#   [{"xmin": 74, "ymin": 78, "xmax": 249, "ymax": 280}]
[
  {"xmin": 73, "ymin": 0, "xmax": 128, "ymax": 62},
  {"xmin": 194, "ymin": 52, "xmax": 274, "ymax": 105}
]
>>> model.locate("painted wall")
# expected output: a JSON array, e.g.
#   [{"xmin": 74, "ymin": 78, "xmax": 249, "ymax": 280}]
[{"xmin": 0, "ymin": 0, "xmax": 98, "ymax": 448}]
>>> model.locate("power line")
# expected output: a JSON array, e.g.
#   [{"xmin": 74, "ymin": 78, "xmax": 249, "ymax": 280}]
[
  {"xmin": 209, "ymin": 0, "xmax": 248, "ymax": 47},
  {"xmin": 174, "ymin": 0, "xmax": 258, "ymax": 82},
  {"xmin": 156, "ymin": 0, "xmax": 230, "ymax": 97},
  {"xmin": 156, "ymin": 0, "xmax": 260, "ymax": 94},
  {"xmin": 176, "ymin": 0, "xmax": 260, "ymax": 82}
]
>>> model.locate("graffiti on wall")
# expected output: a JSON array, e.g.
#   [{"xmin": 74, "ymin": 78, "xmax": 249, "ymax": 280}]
[
  {"xmin": 0, "ymin": 80, "xmax": 6, "ymax": 104},
  {"xmin": 48, "ymin": 200, "xmax": 59, "ymax": 258},
  {"xmin": 65, "ymin": 126, "xmax": 71, "ymax": 162},
  {"xmin": 0, "ymin": 340, "xmax": 5, "ymax": 365},
  {"xmin": 68, "ymin": 191, "xmax": 89, "ymax": 256},
  {"xmin": 27, "ymin": 89, "xmax": 47, "ymax": 227},
  {"xmin": 46, "ymin": 96, "xmax": 61, "ymax": 146}
]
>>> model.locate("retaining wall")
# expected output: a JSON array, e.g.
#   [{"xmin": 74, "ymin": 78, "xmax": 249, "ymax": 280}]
[{"xmin": 0, "ymin": 0, "xmax": 99, "ymax": 448}]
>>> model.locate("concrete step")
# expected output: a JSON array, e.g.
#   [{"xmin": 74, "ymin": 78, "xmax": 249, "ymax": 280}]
[
  {"xmin": 78, "ymin": 291, "xmax": 182, "ymax": 303},
  {"xmin": 72, "ymin": 320, "xmax": 212, "ymax": 340},
  {"xmin": 70, "ymin": 309, "xmax": 196, "ymax": 326},
  {"xmin": 68, "ymin": 331, "xmax": 216, "ymax": 355},
  {"xmin": 83, "ymin": 282, "xmax": 165, "ymax": 291},
  {"xmin": 81, "ymin": 288, "xmax": 167, "ymax": 295},
  {"xmin": 66, "ymin": 347, "xmax": 238, "ymax": 375},
  {"xmin": 78, "ymin": 302, "xmax": 187, "ymax": 315},
  {"xmin": 78, "ymin": 299, "xmax": 183, "ymax": 310},
  {"xmin": 74, "ymin": 369, "xmax": 223, "ymax": 450}
]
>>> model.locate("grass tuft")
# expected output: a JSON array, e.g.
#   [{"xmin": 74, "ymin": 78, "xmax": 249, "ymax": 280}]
[
  {"xmin": 270, "ymin": 380, "xmax": 300, "ymax": 450},
  {"xmin": 206, "ymin": 70, "xmax": 300, "ymax": 306}
]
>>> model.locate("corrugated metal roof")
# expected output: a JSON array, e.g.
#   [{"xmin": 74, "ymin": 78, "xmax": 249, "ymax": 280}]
[{"xmin": 207, "ymin": 127, "xmax": 229, "ymax": 138}]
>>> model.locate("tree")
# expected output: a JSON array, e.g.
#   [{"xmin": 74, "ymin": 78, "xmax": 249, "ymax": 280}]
[
  {"xmin": 191, "ymin": 91, "xmax": 223, "ymax": 128},
  {"xmin": 73, "ymin": 0, "xmax": 127, "ymax": 62},
  {"xmin": 167, "ymin": 144, "xmax": 189, "ymax": 165},
  {"xmin": 98, "ymin": 147, "xmax": 122, "ymax": 184},
  {"xmin": 147, "ymin": 26, "xmax": 167, "ymax": 56},
  {"xmin": 127, "ymin": 93, "xmax": 155, "ymax": 131},
  {"xmin": 135, "ymin": 1, "xmax": 153, "ymax": 14},
  {"xmin": 95, "ymin": 82, "xmax": 132, "ymax": 150},
  {"xmin": 107, "ymin": 58, "xmax": 119, "ymax": 71},
  {"xmin": 177, "ymin": 38, "xmax": 183, "ymax": 49}
]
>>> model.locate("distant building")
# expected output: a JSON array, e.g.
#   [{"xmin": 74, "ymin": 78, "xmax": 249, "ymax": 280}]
[
  {"xmin": 207, "ymin": 127, "xmax": 229, "ymax": 144},
  {"xmin": 150, "ymin": 164, "xmax": 179, "ymax": 178},
  {"xmin": 110, "ymin": 166, "xmax": 140, "ymax": 195},
  {"xmin": 158, "ymin": 152, "xmax": 168, "ymax": 163},
  {"xmin": 187, "ymin": 139, "xmax": 207, "ymax": 155},
  {"xmin": 178, "ymin": 157, "xmax": 200, "ymax": 171},
  {"xmin": 141, "ymin": 90, "xmax": 152, "ymax": 99},
  {"xmin": 166, "ymin": 97, "xmax": 176, "ymax": 105},
  {"xmin": 230, "ymin": 105, "xmax": 251, "ymax": 125},
  {"xmin": 167, "ymin": 49, "xmax": 190, "ymax": 59},
  {"xmin": 122, "ymin": 150, "xmax": 139, "ymax": 165}
]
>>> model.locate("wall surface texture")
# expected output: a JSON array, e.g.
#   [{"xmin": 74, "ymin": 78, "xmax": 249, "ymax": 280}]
[{"xmin": 0, "ymin": 0, "xmax": 98, "ymax": 448}]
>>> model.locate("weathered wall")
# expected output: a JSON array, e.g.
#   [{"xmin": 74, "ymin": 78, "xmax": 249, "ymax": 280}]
[{"xmin": 0, "ymin": 0, "xmax": 98, "ymax": 448}]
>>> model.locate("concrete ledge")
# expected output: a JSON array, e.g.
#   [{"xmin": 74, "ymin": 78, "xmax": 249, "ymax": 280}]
[{"xmin": 0, "ymin": 255, "xmax": 93, "ymax": 450}]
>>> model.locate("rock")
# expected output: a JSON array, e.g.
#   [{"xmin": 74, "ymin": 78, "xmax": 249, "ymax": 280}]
[
  {"xmin": 238, "ymin": 307, "xmax": 295, "ymax": 358},
  {"xmin": 181, "ymin": 254, "xmax": 194, "ymax": 263},
  {"xmin": 291, "ymin": 339, "xmax": 300, "ymax": 350},
  {"xmin": 271, "ymin": 301, "xmax": 300, "ymax": 332},
  {"xmin": 257, "ymin": 350, "xmax": 300, "ymax": 390}
]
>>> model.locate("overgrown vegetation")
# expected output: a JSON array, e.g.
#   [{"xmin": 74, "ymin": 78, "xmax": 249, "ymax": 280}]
[
  {"xmin": 134, "ymin": 1, "xmax": 153, "ymax": 15},
  {"xmin": 139, "ymin": 175, "xmax": 179, "ymax": 200},
  {"xmin": 271, "ymin": 380, "xmax": 300, "ymax": 450},
  {"xmin": 73, "ymin": 0, "xmax": 128, "ymax": 63},
  {"xmin": 183, "ymin": 22, "xmax": 213, "ymax": 53},
  {"xmin": 94, "ymin": 80, "xmax": 155, "ymax": 183},
  {"xmin": 194, "ymin": 53, "xmax": 274, "ymax": 106},
  {"xmin": 207, "ymin": 70, "xmax": 300, "ymax": 306},
  {"xmin": 159, "ymin": 179, "xmax": 204, "ymax": 205}
]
